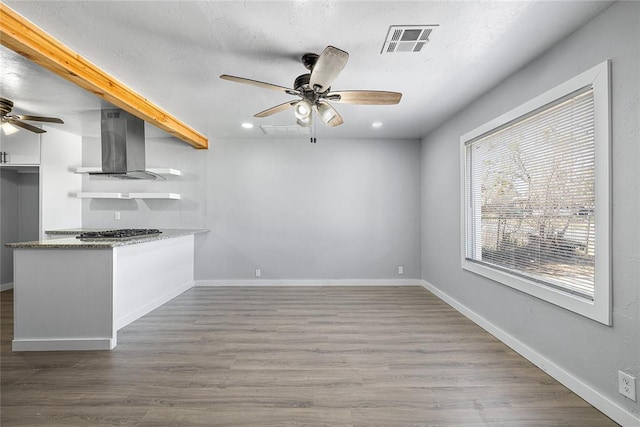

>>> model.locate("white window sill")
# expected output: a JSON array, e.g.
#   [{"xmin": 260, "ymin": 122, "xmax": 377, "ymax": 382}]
[{"xmin": 462, "ymin": 258, "xmax": 610, "ymax": 325}]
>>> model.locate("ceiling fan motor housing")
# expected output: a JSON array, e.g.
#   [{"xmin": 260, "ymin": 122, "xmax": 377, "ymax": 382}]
[
  {"xmin": 0, "ymin": 98, "xmax": 14, "ymax": 117},
  {"xmin": 294, "ymin": 73, "xmax": 328, "ymax": 106},
  {"xmin": 294, "ymin": 73, "xmax": 332, "ymax": 105},
  {"xmin": 294, "ymin": 73, "xmax": 311, "ymax": 91}
]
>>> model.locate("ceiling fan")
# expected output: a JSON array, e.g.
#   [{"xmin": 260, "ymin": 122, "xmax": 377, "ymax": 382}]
[
  {"xmin": 0, "ymin": 97, "xmax": 64, "ymax": 134},
  {"xmin": 220, "ymin": 46, "xmax": 402, "ymax": 129}
]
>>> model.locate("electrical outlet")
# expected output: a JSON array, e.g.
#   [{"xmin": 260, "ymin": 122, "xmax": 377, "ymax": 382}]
[
  {"xmin": 255, "ymin": 269, "xmax": 261, "ymax": 278},
  {"xmin": 114, "ymin": 211, "xmax": 121, "ymax": 220},
  {"xmin": 618, "ymin": 371, "xmax": 637, "ymax": 401},
  {"xmin": 397, "ymin": 265, "xmax": 404, "ymax": 275}
]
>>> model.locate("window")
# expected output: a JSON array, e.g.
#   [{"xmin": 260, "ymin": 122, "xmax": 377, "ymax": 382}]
[{"xmin": 461, "ymin": 61, "xmax": 611, "ymax": 325}]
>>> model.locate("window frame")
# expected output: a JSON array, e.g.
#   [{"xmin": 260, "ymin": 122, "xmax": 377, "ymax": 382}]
[{"xmin": 460, "ymin": 61, "xmax": 611, "ymax": 325}]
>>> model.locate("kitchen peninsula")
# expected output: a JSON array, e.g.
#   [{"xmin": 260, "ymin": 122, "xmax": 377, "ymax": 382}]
[{"xmin": 6, "ymin": 228, "xmax": 207, "ymax": 351}]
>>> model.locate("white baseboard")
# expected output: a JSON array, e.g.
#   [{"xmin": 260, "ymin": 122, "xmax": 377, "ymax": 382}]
[
  {"xmin": 1, "ymin": 282, "xmax": 14, "ymax": 291},
  {"xmin": 195, "ymin": 279, "xmax": 424, "ymax": 287},
  {"xmin": 12, "ymin": 337, "xmax": 115, "ymax": 351},
  {"xmin": 115, "ymin": 281, "xmax": 194, "ymax": 330},
  {"xmin": 421, "ymin": 280, "xmax": 639, "ymax": 427}
]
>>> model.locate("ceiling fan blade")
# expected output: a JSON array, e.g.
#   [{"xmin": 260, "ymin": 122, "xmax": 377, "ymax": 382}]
[
  {"xmin": 254, "ymin": 101, "xmax": 297, "ymax": 118},
  {"xmin": 9, "ymin": 119, "xmax": 46, "ymax": 133},
  {"xmin": 17, "ymin": 114, "xmax": 64, "ymax": 124},
  {"xmin": 326, "ymin": 90, "xmax": 402, "ymax": 105},
  {"xmin": 316, "ymin": 101, "xmax": 344, "ymax": 127},
  {"xmin": 220, "ymin": 75, "xmax": 300, "ymax": 95},
  {"xmin": 309, "ymin": 46, "xmax": 349, "ymax": 93}
]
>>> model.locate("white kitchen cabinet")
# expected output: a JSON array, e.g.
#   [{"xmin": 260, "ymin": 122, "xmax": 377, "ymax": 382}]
[{"xmin": 0, "ymin": 128, "xmax": 41, "ymax": 165}]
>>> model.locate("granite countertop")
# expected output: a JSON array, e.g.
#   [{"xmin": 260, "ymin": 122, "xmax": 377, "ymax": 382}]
[{"xmin": 5, "ymin": 229, "xmax": 209, "ymax": 249}]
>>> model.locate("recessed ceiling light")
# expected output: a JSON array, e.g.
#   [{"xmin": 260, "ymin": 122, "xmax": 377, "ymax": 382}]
[
  {"xmin": 372, "ymin": 121, "xmax": 383, "ymax": 128},
  {"xmin": 241, "ymin": 122, "xmax": 254, "ymax": 129}
]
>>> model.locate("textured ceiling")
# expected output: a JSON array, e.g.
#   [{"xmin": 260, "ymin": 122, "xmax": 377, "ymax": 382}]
[{"xmin": 1, "ymin": 1, "xmax": 612, "ymax": 141}]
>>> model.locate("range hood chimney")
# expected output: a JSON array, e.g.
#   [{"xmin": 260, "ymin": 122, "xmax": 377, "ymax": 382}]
[{"xmin": 89, "ymin": 109, "xmax": 162, "ymax": 180}]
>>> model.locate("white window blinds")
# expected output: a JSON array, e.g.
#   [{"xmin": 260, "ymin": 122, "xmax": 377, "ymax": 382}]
[{"xmin": 465, "ymin": 87, "xmax": 596, "ymax": 299}]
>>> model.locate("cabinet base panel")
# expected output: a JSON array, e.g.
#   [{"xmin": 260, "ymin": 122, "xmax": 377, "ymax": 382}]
[{"xmin": 13, "ymin": 337, "xmax": 116, "ymax": 351}]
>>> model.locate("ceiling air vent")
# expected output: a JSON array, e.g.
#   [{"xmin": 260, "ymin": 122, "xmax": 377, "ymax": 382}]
[
  {"xmin": 381, "ymin": 25, "xmax": 438, "ymax": 54},
  {"xmin": 260, "ymin": 125, "xmax": 310, "ymax": 135}
]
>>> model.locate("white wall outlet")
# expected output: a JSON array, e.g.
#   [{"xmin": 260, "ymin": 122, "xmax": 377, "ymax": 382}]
[
  {"xmin": 255, "ymin": 268, "xmax": 261, "ymax": 278},
  {"xmin": 618, "ymin": 370, "xmax": 637, "ymax": 401},
  {"xmin": 114, "ymin": 211, "xmax": 121, "ymax": 220},
  {"xmin": 398, "ymin": 265, "xmax": 404, "ymax": 275}
]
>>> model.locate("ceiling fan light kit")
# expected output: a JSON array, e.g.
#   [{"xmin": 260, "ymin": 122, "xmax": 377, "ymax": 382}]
[
  {"xmin": 296, "ymin": 115, "xmax": 312, "ymax": 128},
  {"xmin": 1, "ymin": 121, "xmax": 19, "ymax": 135},
  {"xmin": 317, "ymin": 101, "xmax": 343, "ymax": 127},
  {"xmin": 317, "ymin": 102, "xmax": 335, "ymax": 123},
  {"xmin": 220, "ymin": 45, "xmax": 402, "ymax": 139},
  {"xmin": 294, "ymin": 99, "xmax": 313, "ymax": 120}
]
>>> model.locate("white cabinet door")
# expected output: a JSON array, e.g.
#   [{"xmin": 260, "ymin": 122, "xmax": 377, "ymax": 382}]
[{"xmin": 0, "ymin": 129, "xmax": 41, "ymax": 165}]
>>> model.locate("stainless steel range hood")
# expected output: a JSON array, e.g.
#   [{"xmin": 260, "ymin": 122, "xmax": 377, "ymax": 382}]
[{"xmin": 89, "ymin": 109, "xmax": 162, "ymax": 180}]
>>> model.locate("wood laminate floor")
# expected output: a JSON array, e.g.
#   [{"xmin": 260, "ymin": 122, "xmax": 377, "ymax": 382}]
[{"xmin": 1, "ymin": 286, "xmax": 617, "ymax": 426}]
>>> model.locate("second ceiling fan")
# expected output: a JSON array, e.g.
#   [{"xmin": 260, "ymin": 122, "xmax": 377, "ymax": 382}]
[
  {"xmin": 220, "ymin": 46, "xmax": 402, "ymax": 128},
  {"xmin": 1, "ymin": 97, "xmax": 64, "ymax": 134}
]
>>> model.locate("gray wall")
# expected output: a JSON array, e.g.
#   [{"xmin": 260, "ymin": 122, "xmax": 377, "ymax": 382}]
[
  {"xmin": 0, "ymin": 170, "xmax": 19, "ymax": 286},
  {"xmin": 202, "ymin": 138, "xmax": 421, "ymax": 280},
  {"xmin": 18, "ymin": 172, "xmax": 39, "ymax": 242},
  {"xmin": 1, "ymin": 169, "xmax": 40, "ymax": 286},
  {"xmin": 82, "ymin": 135, "xmax": 422, "ymax": 281},
  {"xmin": 420, "ymin": 0, "xmax": 639, "ymax": 418}
]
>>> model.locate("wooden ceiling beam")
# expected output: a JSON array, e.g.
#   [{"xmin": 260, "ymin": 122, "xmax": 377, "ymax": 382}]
[{"xmin": 0, "ymin": 3, "xmax": 208, "ymax": 149}]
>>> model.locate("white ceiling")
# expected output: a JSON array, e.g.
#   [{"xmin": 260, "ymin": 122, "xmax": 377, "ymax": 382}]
[{"xmin": 1, "ymin": 1, "xmax": 612, "ymax": 141}]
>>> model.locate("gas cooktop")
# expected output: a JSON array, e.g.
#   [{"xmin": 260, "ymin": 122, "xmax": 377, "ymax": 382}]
[{"xmin": 76, "ymin": 229, "xmax": 162, "ymax": 240}]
